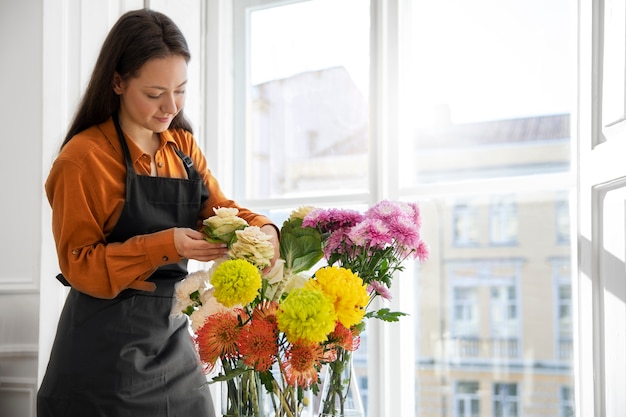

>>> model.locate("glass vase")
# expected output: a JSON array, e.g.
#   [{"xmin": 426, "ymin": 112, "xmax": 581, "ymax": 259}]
[
  {"xmin": 318, "ymin": 348, "xmax": 365, "ymax": 417},
  {"xmin": 266, "ymin": 366, "xmax": 314, "ymax": 417},
  {"xmin": 221, "ymin": 370, "xmax": 270, "ymax": 417}
]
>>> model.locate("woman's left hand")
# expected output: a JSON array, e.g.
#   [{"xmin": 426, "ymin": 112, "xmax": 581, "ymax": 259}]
[{"xmin": 260, "ymin": 224, "xmax": 280, "ymax": 270}]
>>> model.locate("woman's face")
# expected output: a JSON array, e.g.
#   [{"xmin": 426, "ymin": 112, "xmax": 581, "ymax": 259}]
[{"xmin": 113, "ymin": 54, "xmax": 188, "ymax": 135}]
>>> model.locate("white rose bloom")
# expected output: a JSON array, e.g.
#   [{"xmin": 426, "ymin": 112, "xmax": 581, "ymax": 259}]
[
  {"xmin": 171, "ymin": 270, "xmax": 209, "ymax": 316},
  {"xmin": 289, "ymin": 206, "xmax": 316, "ymax": 220},
  {"xmin": 229, "ymin": 226, "xmax": 274, "ymax": 269},
  {"xmin": 213, "ymin": 207, "xmax": 239, "ymax": 218},
  {"xmin": 203, "ymin": 207, "xmax": 248, "ymax": 243}
]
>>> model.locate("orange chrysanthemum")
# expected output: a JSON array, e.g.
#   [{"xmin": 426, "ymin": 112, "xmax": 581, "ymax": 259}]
[
  {"xmin": 281, "ymin": 342, "xmax": 324, "ymax": 388},
  {"xmin": 328, "ymin": 322, "xmax": 360, "ymax": 352},
  {"xmin": 195, "ymin": 310, "xmax": 242, "ymax": 372},
  {"xmin": 238, "ymin": 319, "xmax": 278, "ymax": 371}
]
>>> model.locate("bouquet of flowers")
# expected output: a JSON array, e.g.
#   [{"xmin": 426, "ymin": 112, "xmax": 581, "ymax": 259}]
[
  {"xmin": 300, "ymin": 200, "xmax": 429, "ymax": 416},
  {"xmin": 173, "ymin": 202, "xmax": 428, "ymax": 417}
]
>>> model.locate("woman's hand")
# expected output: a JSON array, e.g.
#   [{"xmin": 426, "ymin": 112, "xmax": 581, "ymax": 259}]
[
  {"xmin": 260, "ymin": 224, "xmax": 280, "ymax": 270},
  {"xmin": 173, "ymin": 228, "xmax": 228, "ymax": 262}
]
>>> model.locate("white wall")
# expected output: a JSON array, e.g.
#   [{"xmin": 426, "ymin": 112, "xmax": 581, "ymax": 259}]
[{"xmin": 0, "ymin": 0, "xmax": 43, "ymax": 416}]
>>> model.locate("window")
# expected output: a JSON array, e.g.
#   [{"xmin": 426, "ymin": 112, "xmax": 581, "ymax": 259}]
[
  {"xmin": 409, "ymin": 0, "xmax": 574, "ymax": 414},
  {"xmin": 452, "ymin": 286, "xmax": 479, "ymax": 336},
  {"xmin": 232, "ymin": 0, "xmax": 574, "ymax": 415},
  {"xmin": 490, "ymin": 285, "xmax": 518, "ymax": 338},
  {"xmin": 560, "ymin": 385, "xmax": 575, "ymax": 417},
  {"xmin": 555, "ymin": 198, "xmax": 571, "ymax": 245},
  {"xmin": 235, "ymin": 0, "xmax": 370, "ymax": 201},
  {"xmin": 453, "ymin": 203, "xmax": 480, "ymax": 246},
  {"xmin": 554, "ymin": 260, "xmax": 573, "ymax": 361},
  {"xmin": 493, "ymin": 383, "xmax": 519, "ymax": 417},
  {"xmin": 489, "ymin": 197, "xmax": 518, "ymax": 245},
  {"xmin": 454, "ymin": 381, "xmax": 480, "ymax": 417}
]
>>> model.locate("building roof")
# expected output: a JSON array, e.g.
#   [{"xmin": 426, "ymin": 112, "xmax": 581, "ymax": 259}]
[{"xmin": 415, "ymin": 113, "xmax": 571, "ymax": 149}]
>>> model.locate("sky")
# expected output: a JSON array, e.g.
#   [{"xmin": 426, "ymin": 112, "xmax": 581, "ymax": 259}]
[{"xmin": 249, "ymin": 0, "xmax": 573, "ymax": 125}]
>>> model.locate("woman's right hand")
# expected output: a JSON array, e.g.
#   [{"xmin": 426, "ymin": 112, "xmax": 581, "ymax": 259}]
[{"xmin": 173, "ymin": 227, "xmax": 228, "ymax": 262}]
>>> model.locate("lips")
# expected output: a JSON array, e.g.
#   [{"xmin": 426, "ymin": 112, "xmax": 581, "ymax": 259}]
[{"xmin": 155, "ymin": 116, "xmax": 171, "ymax": 124}]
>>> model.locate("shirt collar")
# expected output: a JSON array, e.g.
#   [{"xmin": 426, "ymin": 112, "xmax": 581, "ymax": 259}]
[{"xmin": 99, "ymin": 116, "xmax": 177, "ymax": 165}]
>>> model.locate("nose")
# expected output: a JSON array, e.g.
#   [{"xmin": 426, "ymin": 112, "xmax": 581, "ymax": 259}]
[{"xmin": 161, "ymin": 93, "xmax": 178, "ymax": 115}]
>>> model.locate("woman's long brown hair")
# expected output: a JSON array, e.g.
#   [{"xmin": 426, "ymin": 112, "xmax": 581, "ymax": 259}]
[{"xmin": 61, "ymin": 9, "xmax": 193, "ymax": 149}]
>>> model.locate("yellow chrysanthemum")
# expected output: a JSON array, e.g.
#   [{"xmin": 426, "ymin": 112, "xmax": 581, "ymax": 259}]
[
  {"xmin": 210, "ymin": 259, "xmax": 261, "ymax": 307},
  {"xmin": 277, "ymin": 287, "xmax": 337, "ymax": 344},
  {"xmin": 307, "ymin": 266, "xmax": 369, "ymax": 329}
]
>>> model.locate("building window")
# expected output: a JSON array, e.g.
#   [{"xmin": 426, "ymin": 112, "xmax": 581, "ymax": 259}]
[
  {"xmin": 555, "ymin": 199, "xmax": 570, "ymax": 245},
  {"xmin": 490, "ymin": 285, "xmax": 517, "ymax": 337},
  {"xmin": 560, "ymin": 385, "xmax": 575, "ymax": 417},
  {"xmin": 453, "ymin": 203, "xmax": 480, "ymax": 246},
  {"xmin": 455, "ymin": 381, "xmax": 480, "ymax": 417},
  {"xmin": 553, "ymin": 259, "xmax": 573, "ymax": 361},
  {"xmin": 493, "ymin": 383, "xmax": 519, "ymax": 417},
  {"xmin": 453, "ymin": 286, "xmax": 479, "ymax": 337},
  {"xmin": 489, "ymin": 196, "xmax": 518, "ymax": 245},
  {"xmin": 449, "ymin": 262, "xmax": 520, "ymax": 359}
]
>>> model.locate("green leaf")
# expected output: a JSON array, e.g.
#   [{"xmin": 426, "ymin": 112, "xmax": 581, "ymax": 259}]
[
  {"xmin": 365, "ymin": 308, "xmax": 408, "ymax": 322},
  {"xmin": 279, "ymin": 218, "xmax": 324, "ymax": 274},
  {"xmin": 258, "ymin": 370, "xmax": 275, "ymax": 393},
  {"xmin": 210, "ymin": 366, "xmax": 250, "ymax": 382}
]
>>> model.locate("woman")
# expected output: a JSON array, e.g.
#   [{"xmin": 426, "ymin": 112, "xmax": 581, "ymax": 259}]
[{"xmin": 37, "ymin": 8, "xmax": 279, "ymax": 417}]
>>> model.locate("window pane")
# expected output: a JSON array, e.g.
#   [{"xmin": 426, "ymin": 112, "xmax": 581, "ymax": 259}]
[
  {"xmin": 408, "ymin": 0, "xmax": 574, "ymax": 415},
  {"xmin": 243, "ymin": 0, "xmax": 370, "ymax": 199},
  {"xmin": 416, "ymin": 191, "xmax": 574, "ymax": 415},
  {"xmin": 402, "ymin": 0, "xmax": 572, "ymax": 187}
]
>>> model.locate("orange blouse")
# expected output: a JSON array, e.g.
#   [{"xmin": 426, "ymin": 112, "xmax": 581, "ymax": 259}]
[{"xmin": 45, "ymin": 117, "xmax": 273, "ymax": 299}]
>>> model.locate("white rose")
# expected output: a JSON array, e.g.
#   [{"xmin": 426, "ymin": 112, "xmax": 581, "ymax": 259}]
[
  {"xmin": 289, "ymin": 206, "xmax": 316, "ymax": 220},
  {"xmin": 171, "ymin": 270, "xmax": 209, "ymax": 316},
  {"xmin": 228, "ymin": 226, "xmax": 275, "ymax": 269},
  {"xmin": 203, "ymin": 207, "xmax": 249, "ymax": 243}
]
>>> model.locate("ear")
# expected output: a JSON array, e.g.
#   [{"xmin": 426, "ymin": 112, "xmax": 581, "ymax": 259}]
[{"xmin": 112, "ymin": 72, "xmax": 124, "ymax": 94}]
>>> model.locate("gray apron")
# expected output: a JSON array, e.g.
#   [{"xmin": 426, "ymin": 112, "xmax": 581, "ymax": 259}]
[{"xmin": 37, "ymin": 114, "xmax": 215, "ymax": 417}]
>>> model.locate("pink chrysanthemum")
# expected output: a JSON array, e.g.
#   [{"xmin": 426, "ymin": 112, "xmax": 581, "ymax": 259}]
[
  {"xmin": 303, "ymin": 208, "xmax": 364, "ymax": 234},
  {"xmin": 368, "ymin": 280, "xmax": 392, "ymax": 301},
  {"xmin": 365, "ymin": 200, "xmax": 405, "ymax": 222},
  {"xmin": 323, "ymin": 228, "xmax": 351, "ymax": 258},
  {"xmin": 415, "ymin": 240, "xmax": 430, "ymax": 261},
  {"xmin": 347, "ymin": 218, "xmax": 393, "ymax": 249},
  {"xmin": 406, "ymin": 202, "xmax": 422, "ymax": 228},
  {"xmin": 388, "ymin": 220, "xmax": 422, "ymax": 252}
]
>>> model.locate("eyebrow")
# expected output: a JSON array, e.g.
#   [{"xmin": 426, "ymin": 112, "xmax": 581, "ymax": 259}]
[{"xmin": 145, "ymin": 81, "xmax": 188, "ymax": 90}]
